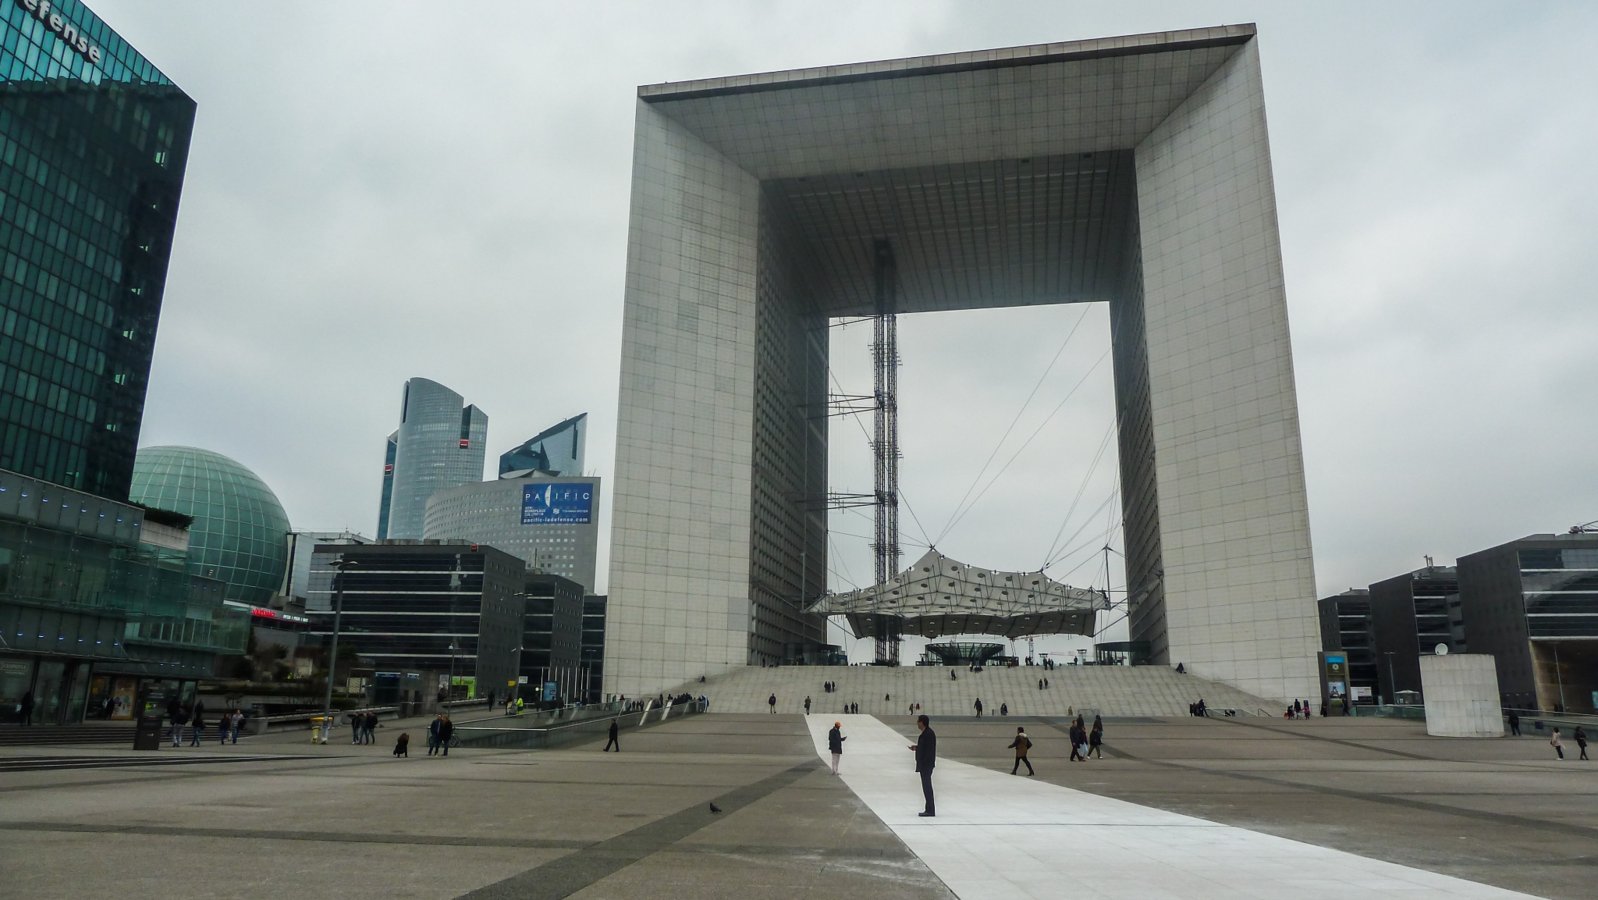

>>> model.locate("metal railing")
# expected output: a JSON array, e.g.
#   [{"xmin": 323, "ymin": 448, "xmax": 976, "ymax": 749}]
[{"xmin": 453, "ymin": 699, "xmax": 703, "ymax": 751}]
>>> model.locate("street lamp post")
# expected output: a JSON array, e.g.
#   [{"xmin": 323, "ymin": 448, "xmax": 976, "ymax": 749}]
[
  {"xmin": 320, "ymin": 555, "xmax": 356, "ymax": 745},
  {"xmin": 1382, "ymin": 651, "xmax": 1397, "ymax": 705}
]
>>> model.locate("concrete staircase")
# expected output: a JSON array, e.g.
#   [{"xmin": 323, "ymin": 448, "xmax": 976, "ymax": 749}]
[
  {"xmin": 0, "ymin": 722, "xmax": 136, "ymax": 746},
  {"xmin": 669, "ymin": 665, "xmax": 1274, "ymax": 718}
]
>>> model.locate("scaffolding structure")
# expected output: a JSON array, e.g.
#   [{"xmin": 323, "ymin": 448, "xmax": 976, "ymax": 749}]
[{"xmin": 870, "ymin": 240, "xmax": 902, "ymax": 663}]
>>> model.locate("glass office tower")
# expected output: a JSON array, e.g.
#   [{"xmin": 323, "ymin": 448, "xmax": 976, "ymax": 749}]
[
  {"xmin": 0, "ymin": 0, "xmax": 196, "ymax": 501},
  {"xmin": 381, "ymin": 377, "xmax": 487, "ymax": 540}
]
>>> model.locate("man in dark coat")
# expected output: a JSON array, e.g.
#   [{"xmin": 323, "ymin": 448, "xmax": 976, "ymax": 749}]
[
  {"xmin": 167, "ymin": 696, "xmax": 186, "ymax": 746},
  {"xmin": 827, "ymin": 721, "xmax": 846, "ymax": 774},
  {"xmin": 427, "ymin": 714, "xmax": 443, "ymax": 756},
  {"xmin": 604, "ymin": 719, "xmax": 620, "ymax": 752},
  {"xmin": 19, "ymin": 690, "xmax": 33, "ymax": 726},
  {"xmin": 438, "ymin": 715, "xmax": 454, "ymax": 756},
  {"xmin": 1507, "ymin": 710, "xmax": 1521, "ymax": 736},
  {"xmin": 909, "ymin": 714, "xmax": 937, "ymax": 817},
  {"xmin": 188, "ymin": 701, "xmax": 205, "ymax": 747}
]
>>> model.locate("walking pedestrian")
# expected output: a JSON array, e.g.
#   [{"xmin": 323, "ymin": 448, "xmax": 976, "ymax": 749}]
[
  {"xmin": 828, "ymin": 721, "xmax": 846, "ymax": 774},
  {"xmin": 804, "ymin": 695, "xmax": 811, "ymax": 715},
  {"xmin": 1000, "ymin": 703, "xmax": 1008, "ymax": 716},
  {"xmin": 188, "ymin": 702, "xmax": 205, "ymax": 747},
  {"xmin": 427, "ymin": 713, "xmax": 443, "ymax": 756},
  {"xmin": 1008, "ymin": 726, "xmax": 1034, "ymax": 776},
  {"xmin": 1575, "ymin": 726, "xmax": 1589, "ymax": 761},
  {"xmin": 973, "ymin": 698, "xmax": 983, "ymax": 718},
  {"xmin": 909, "ymin": 715, "xmax": 936, "ymax": 817},
  {"xmin": 392, "ymin": 732, "xmax": 409, "ymax": 757},
  {"xmin": 1551, "ymin": 727, "xmax": 1565, "ymax": 760},
  {"xmin": 1507, "ymin": 710, "xmax": 1521, "ymax": 736},
  {"xmin": 438, "ymin": 714, "xmax": 454, "ymax": 756},
  {"xmin": 230, "ymin": 709, "xmax": 244, "ymax": 744},
  {"xmin": 18, "ymin": 690, "xmax": 33, "ymax": 726},
  {"xmin": 768, "ymin": 693, "xmax": 777, "ymax": 714},
  {"xmin": 1069, "ymin": 719, "xmax": 1087, "ymax": 762},
  {"xmin": 167, "ymin": 696, "xmax": 185, "ymax": 746},
  {"xmin": 1089, "ymin": 715, "xmax": 1104, "ymax": 759},
  {"xmin": 603, "ymin": 718, "xmax": 620, "ymax": 752}
]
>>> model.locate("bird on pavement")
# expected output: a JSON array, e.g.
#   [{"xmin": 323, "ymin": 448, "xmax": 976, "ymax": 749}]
[{"xmin": 708, "ymin": 802, "xmax": 722, "ymax": 814}]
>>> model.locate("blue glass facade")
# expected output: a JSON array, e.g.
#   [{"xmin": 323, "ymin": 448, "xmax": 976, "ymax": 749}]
[
  {"xmin": 500, "ymin": 412, "xmax": 586, "ymax": 477},
  {"xmin": 377, "ymin": 430, "xmax": 396, "ymax": 539},
  {"xmin": 0, "ymin": 0, "xmax": 195, "ymax": 500}
]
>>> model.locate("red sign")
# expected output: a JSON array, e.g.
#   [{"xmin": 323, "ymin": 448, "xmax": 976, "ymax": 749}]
[
  {"xmin": 458, "ymin": 439, "xmax": 470, "ymax": 448},
  {"xmin": 250, "ymin": 608, "xmax": 279, "ymax": 619},
  {"xmin": 384, "ymin": 464, "xmax": 393, "ymax": 473}
]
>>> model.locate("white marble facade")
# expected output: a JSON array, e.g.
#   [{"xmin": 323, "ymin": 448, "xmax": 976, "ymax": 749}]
[{"xmin": 607, "ymin": 26, "xmax": 1319, "ymax": 703}]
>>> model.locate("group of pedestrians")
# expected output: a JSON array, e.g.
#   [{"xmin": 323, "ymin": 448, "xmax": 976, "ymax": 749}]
[
  {"xmin": 165, "ymin": 697, "xmax": 245, "ymax": 746},
  {"xmin": 347, "ymin": 710, "xmax": 381, "ymax": 744},
  {"xmin": 972, "ymin": 698, "xmax": 1011, "ymax": 717},
  {"xmin": 1067, "ymin": 714, "xmax": 1103, "ymax": 762},
  {"xmin": 425, "ymin": 713, "xmax": 455, "ymax": 756},
  {"xmin": 1548, "ymin": 726, "xmax": 1589, "ymax": 760},
  {"xmin": 1284, "ymin": 698, "xmax": 1317, "ymax": 719}
]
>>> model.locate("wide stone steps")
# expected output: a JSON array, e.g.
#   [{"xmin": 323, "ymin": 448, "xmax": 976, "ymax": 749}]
[{"xmin": 668, "ymin": 665, "xmax": 1274, "ymax": 718}]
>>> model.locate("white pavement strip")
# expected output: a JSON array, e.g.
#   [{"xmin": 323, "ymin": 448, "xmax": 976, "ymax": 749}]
[{"xmin": 805, "ymin": 715, "xmax": 1537, "ymax": 900}]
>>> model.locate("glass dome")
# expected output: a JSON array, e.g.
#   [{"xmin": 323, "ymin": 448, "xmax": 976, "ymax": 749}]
[{"xmin": 129, "ymin": 446, "xmax": 292, "ymax": 605}]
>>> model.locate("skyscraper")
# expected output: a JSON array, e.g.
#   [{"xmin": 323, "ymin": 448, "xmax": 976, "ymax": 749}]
[
  {"xmin": 0, "ymin": 0, "xmax": 196, "ymax": 501},
  {"xmin": 500, "ymin": 412, "xmax": 586, "ymax": 477},
  {"xmin": 376, "ymin": 430, "xmax": 396, "ymax": 539},
  {"xmin": 0, "ymin": 2, "xmax": 241, "ymax": 724},
  {"xmin": 381, "ymin": 377, "xmax": 486, "ymax": 539}
]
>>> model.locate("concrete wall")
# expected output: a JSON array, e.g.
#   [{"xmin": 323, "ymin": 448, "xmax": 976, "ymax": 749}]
[
  {"xmin": 1420, "ymin": 654, "xmax": 1502, "ymax": 737},
  {"xmin": 1129, "ymin": 39, "xmax": 1318, "ymax": 702}
]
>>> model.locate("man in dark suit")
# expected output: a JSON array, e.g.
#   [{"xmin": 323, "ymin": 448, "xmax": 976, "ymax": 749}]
[{"xmin": 909, "ymin": 714, "xmax": 937, "ymax": 817}]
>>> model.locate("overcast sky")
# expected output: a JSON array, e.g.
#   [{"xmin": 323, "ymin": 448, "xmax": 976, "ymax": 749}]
[{"xmin": 94, "ymin": 1, "xmax": 1598, "ymax": 662}]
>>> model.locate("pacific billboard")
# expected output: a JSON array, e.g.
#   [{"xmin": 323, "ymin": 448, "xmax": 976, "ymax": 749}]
[{"xmin": 521, "ymin": 482, "xmax": 593, "ymax": 525}]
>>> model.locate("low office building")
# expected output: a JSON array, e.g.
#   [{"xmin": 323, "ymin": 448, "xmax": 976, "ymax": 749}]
[
  {"xmin": 1459, "ymin": 533, "xmax": 1598, "ymax": 712},
  {"xmin": 1, "ymin": 470, "xmax": 246, "ymax": 723},
  {"xmin": 305, "ymin": 542, "xmax": 523, "ymax": 701},
  {"xmin": 422, "ymin": 474, "xmax": 601, "ymax": 592},
  {"xmin": 282, "ymin": 530, "xmax": 370, "ymax": 604},
  {"xmin": 1369, "ymin": 566, "xmax": 1464, "ymax": 704},
  {"xmin": 519, "ymin": 572, "xmax": 585, "ymax": 704},
  {"xmin": 1317, "ymin": 588, "xmax": 1379, "ymax": 703}
]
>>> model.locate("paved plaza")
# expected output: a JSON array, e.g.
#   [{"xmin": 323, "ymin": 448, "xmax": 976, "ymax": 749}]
[{"xmin": 0, "ymin": 713, "xmax": 1593, "ymax": 898}]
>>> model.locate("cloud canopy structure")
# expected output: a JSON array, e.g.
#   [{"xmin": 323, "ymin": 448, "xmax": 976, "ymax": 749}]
[{"xmin": 808, "ymin": 549, "xmax": 1108, "ymax": 640}]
